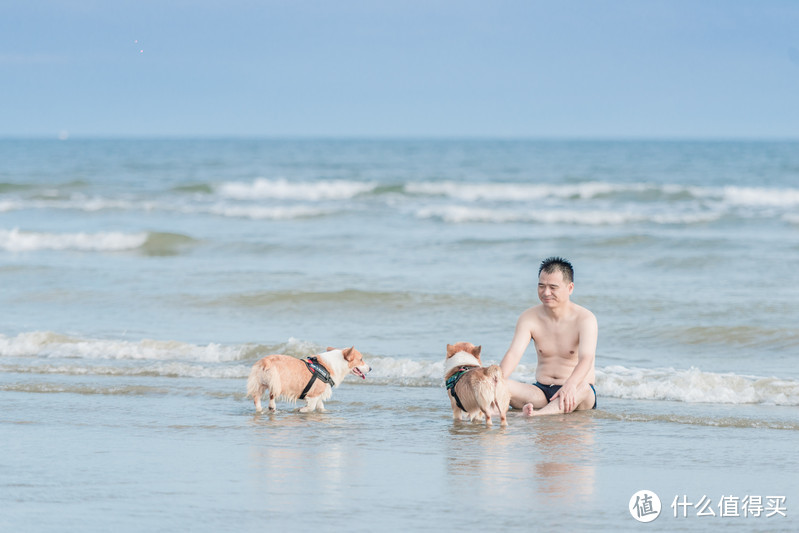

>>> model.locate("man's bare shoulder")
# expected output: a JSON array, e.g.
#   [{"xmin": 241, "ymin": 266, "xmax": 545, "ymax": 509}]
[
  {"xmin": 570, "ymin": 302, "xmax": 597, "ymax": 324},
  {"xmin": 518, "ymin": 305, "xmax": 545, "ymax": 321}
]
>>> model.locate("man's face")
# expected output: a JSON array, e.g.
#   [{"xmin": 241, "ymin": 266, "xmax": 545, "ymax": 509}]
[{"xmin": 538, "ymin": 270, "xmax": 574, "ymax": 307}]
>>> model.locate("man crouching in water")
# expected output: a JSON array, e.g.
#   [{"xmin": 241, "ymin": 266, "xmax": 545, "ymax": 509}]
[{"xmin": 500, "ymin": 257, "xmax": 598, "ymax": 416}]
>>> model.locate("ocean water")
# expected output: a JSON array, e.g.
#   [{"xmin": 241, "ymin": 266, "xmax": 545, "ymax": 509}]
[{"xmin": 1, "ymin": 139, "xmax": 798, "ymax": 531}]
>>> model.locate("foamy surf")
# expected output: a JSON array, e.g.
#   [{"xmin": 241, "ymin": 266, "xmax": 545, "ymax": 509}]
[
  {"xmin": 215, "ymin": 178, "xmax": 376, "ymax": 200},
  {"xmin": 405, "ymin": 181, "xmax": 799, "ymax": 207},
  {"xmin": 598, "ymin": 365, "xmax": 799, "ymax": 406},
  {"xmin": 0, "ymin": 331, "xmax": 249, "ymax": 362},
  {"xmin": 0, "ymin": 228, "xmax": 148, "ymax": 252},
  {"xmin": 722, "ymin": 185, "xmax": 799, "ymax": 207},
  {"xmin": 3, "ymin": 332, "xmax": 797, "ymax": 406},
  {"xmin": 3, "ymin": 180, "xmax": 799, "ymax": 227},
  {"xmin": 204, "ymin": 203, "xmax": 334, "ymax": 220},
  {"xmin": 0, "ymin": 228, "xmax": 197, "ymax": 254},
  {"xmin": 405, "ymin": 180, "xmax": 620, "ymax": 201},
  {"xmin": 415, "ymin": 206, "xmax": 722, "ymax": 225}
]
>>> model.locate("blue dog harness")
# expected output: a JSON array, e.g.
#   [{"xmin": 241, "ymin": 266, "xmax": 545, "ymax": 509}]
[
  {"xmin": 446, "ymin": 366, "xmax": 472, "ymax": 411},
  {"xmin": 299, "ymin": 357, "xmax": 335, "ymax": 399}
]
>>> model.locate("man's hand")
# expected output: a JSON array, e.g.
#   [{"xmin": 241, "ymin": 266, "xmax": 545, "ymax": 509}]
[{"xmin": 552, "ymin": 383, "xmax": 578, "ymax": 413}]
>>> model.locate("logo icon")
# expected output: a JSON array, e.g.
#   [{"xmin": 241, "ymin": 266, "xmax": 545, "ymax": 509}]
[{"xmin": 630, "ymin": 490, "xmax": 661, "ymax": 523}]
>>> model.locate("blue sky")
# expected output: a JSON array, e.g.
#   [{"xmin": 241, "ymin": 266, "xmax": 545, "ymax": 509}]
[{"xmin": 2, "ymin": 0, "xmax": 798, "ymax": 138}]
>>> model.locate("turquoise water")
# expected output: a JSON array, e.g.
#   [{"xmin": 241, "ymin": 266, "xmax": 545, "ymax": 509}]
[{"xmin": 2, "ymin": 139, "xmax": 798, "ymax": 531}]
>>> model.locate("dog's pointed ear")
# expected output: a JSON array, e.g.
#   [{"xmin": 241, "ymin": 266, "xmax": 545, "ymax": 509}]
[
  {"xmin": 342, "ymin": 347, "xmax": 354, "ymax": 360},
  {"xmin": 326, "ymin": 346, "xmax": 335, "ymax": 352},
  {"xmin": 472, "ymin": 345, "xmax": 482, "ymax": 358},
  {"xmin": 446, "ymin": 344, "xmax": 455, "ymax": 357}
]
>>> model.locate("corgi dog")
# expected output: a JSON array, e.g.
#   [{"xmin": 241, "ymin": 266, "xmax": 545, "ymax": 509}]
[
  {"xmin": 444, "ymin": 342, "xmax": 510, "ymax": 426},
  {"xmin": 247, "ymin": 346, "xmax": 370, "ymax": 413}
]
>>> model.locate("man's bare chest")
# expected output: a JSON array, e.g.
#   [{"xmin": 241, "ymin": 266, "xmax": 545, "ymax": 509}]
[{"xmin": 531, "ymin": 325, "xmax": 579, "ymax": 358}]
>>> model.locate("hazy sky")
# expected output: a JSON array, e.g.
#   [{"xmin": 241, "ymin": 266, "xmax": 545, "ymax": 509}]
[{"xmin": 2, "ymin": 0, "xmax": 798, "ymax": 138}]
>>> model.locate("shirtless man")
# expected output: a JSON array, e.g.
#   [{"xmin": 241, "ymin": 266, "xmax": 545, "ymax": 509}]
[{"xmin": 499, "ymin": 257, "xmax": 597, "ymax": 416}]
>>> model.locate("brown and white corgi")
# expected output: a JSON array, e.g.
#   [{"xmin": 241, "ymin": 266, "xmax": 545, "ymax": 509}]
[
  {"xmin": 247, "ymin": 346, "xmax": 370, "ymax": 413},
  {"xmin": 444, "ymin": 342, "xmax": 510, "ymax": 426}
]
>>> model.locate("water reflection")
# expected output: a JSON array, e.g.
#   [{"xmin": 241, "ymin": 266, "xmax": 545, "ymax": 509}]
[
  {"xmin": 445, "ymin": 412, "xmax": 596, "ymax": 503},
  {"xmin": 246, "ymin": 410, "xmax": 353, "ymax": 510},
  {"xmin": 531, "ymin": 415, "xmax": 595, "ymax": 499}
]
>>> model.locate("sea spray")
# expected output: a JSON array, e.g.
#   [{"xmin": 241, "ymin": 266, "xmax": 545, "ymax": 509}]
[{"xmin": 3, "ymin": 332, "xmax": 798, "ymax": 406}]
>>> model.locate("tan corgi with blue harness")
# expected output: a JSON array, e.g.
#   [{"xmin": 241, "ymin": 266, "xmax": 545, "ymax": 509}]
[{"xmin": 444, "ymin": 342, "xmax": 510, "ymax": 426}]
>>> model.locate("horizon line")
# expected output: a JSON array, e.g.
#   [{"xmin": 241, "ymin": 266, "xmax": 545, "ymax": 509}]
[{"xmin": 2, "ymin": 133, "xmax": 798, "ymax": 143}]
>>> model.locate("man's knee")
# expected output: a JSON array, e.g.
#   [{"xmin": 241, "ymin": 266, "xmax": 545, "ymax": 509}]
[
  {"xmin": 575, "ymin": 382, "xmax": 596, "ymax": 411},
  {"xmin": 507, "ymin": 380, "xmax": 547, "ymax": 409}
]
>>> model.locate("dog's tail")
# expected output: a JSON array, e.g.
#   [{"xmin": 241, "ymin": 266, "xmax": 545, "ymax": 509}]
[
  {"xmin": 246, "ymin": 358, "xmax": 279, "ymax": 410},
  {"xmin": 486, "ymin": 364, "xmax": 503, "ymax": 384},
  {"xmin": 486, "ymin": 364, "xmax": 511, "ymax": 424}
]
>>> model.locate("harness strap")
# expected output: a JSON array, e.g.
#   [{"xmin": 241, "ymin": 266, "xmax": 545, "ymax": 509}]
[
  {"xmin": 445, "ymin": 366, "xmax": 472, "ymax": 411},
  {"xmin": 299, "ymin": 357, "xmax": 335, "ymax": 400}
]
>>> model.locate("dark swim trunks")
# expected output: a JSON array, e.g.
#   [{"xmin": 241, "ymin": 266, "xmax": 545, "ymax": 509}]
[{"xmin": 533, "ymin": 382, "xmax": 597, "ymax": 409}]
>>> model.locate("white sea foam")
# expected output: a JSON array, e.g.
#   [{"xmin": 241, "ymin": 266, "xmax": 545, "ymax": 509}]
[
  {"xmin": 0, "ymin": 200, "xmax": 18, "ymax": 212},
  {"xmin": 3, "ymin": 332, "xmax": 798, "ymax": 405},
  {"xmin": 21, "ymin": 196, "xmax": 158, "ymax": 213},
  {"xmin": 415, "ymin": 206, "xmax": 721, "ymax": 225},
  {"xmin": 598, "ymin": 365, "xmax": 799, "ymax": 406},
  {"xmin": 415, "ymin": 206, "xmax": 632, "ymax": 224},
  {"xmin": 407, "ymin": 181, "xmax": 799, "ymax": 216},
  {"xmin": 204, "ymin": 203, "xmax": 334, "ymax": 220},
  {"xmin": 64, "ymin": 196, "xmax": 159, "ymax": 212},
  {"xmin": 216, "ymin": 178, "xmax": 375, "ymax": 201},
  {"xmin": 0, "ymin": 331, "xmax": 246, "ymax": 363},
  {"xmin": 4, "ymin": 182, "xmax": 799, "ymax": 227},
  {"xmin": 0, "ymin": 228, "xmax": 148, "ymax": 252},
  {"xmin": 405, "ymin": 181, "xmax": 626, "ymax": 201},
  {"xmin": 0, "ymin": 361, "xmax": 250, "ymax": 380},
  {"xmin": 722, "ymin": 186, "xmax": 799, "ymax": 207}
]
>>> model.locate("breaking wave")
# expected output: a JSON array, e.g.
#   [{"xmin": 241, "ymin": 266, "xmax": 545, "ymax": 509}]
[
  {"xmin": 3, "ymin": 179, "xmax": 799, "ymax": 226},
  {"xmin": 0, "ymin": 228, "xmax": 197, "ymax": 254},
  {"xmin": 0, "ymin": 228, "xmax": 148, "ymax": 252},
  {"xmin": 202, "ymin": 203, "xmax": 334, "ymax": 220},
  {"xmin": 415, "ymin": 206, "xmax": 721, "ymax": 225},
  {"xmin": 597, "ymin": 365, "xmax": 799, "ymax": 406},
  {"xmin": 2, "ymin": 332, "xmax": 798, "ymax": 406},
  {"xmin": 215, "ymin": 178, "xmax": 376, "ymax": 200}
]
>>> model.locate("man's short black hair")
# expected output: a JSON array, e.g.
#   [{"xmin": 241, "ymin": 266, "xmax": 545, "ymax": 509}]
[{"xmin": 539, "ymin": 256, "xmax": 574, "ymax": 283}]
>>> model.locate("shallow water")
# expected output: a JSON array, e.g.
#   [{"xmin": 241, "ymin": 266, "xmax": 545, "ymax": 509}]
[
  {"xmin": 2, "ymin": 139, "xmax": 798, "ymax": 531},
  {"xmin": 3, "ymin": 377, "xmax": 796, "ymax": 532}
]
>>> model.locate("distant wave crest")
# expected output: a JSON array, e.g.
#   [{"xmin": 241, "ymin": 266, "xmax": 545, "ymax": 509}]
[
  {"xmin": 415, "ymin": 206, "xmax": 721, "ymax": 225},
  {"xmin": 0, "ymin": 228, "xmax": 148, "ymax": 252},
  {"xmin": 216, "ymin": 178, "xmax": 375, "ymax": 201},
  {"xmin": 0, "ymin": 228, "xmax": 197, "ymax": 254},
  {"xmin": 4, "ymin": 179, "xmax": 799, "ymax": 227}
]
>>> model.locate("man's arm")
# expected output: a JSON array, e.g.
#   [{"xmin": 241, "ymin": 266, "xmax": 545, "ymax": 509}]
[
  {"xmin": 552, "ymin": 310, "xmax": 598, "ymax": 412},
  {"xmin": 500, "ymin": 310, "xmax": 534, "ymax": 379}
]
